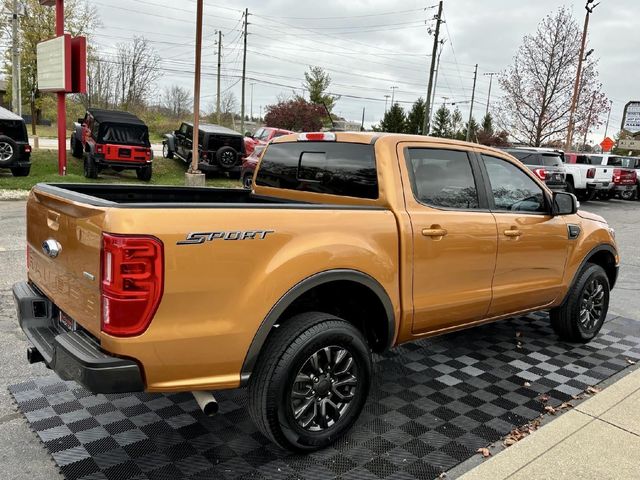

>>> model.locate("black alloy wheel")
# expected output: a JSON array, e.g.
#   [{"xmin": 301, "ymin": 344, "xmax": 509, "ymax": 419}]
[{"xmin": 289, "ymin": 346, "xmax": 358, "ymax": 432}]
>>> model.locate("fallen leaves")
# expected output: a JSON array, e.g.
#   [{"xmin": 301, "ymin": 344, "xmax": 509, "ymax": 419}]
[
  {"xmin": 502, "ymin": 419, "xmax": 542, "ymax": 447},
  {"xmin": 586, "ymin": 386, "xmax": 601, "ymax": 395},
  {"xmin": 539, "ymin": 394, "xmax": 550, "ymax": 403},
  {"xmin": 523, "ymin": 381, "xmax": 531, "ymax": 387},
  {"xmin": 477, "ymin": 447, "xmax": 491, "ymax": 458},
  {"xmin": 626, "ymin": 358, "xmax": 636, "ymax": 365}
]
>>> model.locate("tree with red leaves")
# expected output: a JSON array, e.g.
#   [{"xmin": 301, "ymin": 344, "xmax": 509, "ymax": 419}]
[{"xmin": 264, "ymin": 98, "xmax": 325, "ymax": 132}]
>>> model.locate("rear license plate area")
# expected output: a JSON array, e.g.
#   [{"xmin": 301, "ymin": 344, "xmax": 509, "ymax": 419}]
[{"xmin": 57, "ymin": 310, "xmax": 76, "ymax": 332}]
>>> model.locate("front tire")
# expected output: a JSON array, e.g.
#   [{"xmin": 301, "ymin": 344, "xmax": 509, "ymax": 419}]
[
  {"xmin": 550, "ymin": 264, "xmax": 610, "ymax": 343},
  {"xmin": 71, "ymin": 135, "xmax": 83, "ymax": 159},
  {"xmin": 242, "ymin": 173, "xmax": 253, "ymax": 189},
  {"xmin": 248, "ymin": 312, "xmax": 372, "ymax": 452},
  {"xmin": 163, "ymin": 143, "xmax": 174, "ymax": 159}
]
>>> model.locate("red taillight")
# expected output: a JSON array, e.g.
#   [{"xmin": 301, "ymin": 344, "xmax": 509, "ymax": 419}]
[
  {"xmin": 96, "ymin": 144, "xmax": 105, "ymax": 154},
  {"xmin": 533, "ymin": 168, "xmax": 546, "ymax": 181},
  {"xmin": 613, "ymin": 169, "xmax": 621, "ymax": 182},
  {"xmin": 587, "ymin": 168, "xmax": 596, "ymax": 179},
  {"xmin": 297, "ymin": 132, "xmax": 336, "ymax": 142},
  {"xmin": 24, "ymin": 145, "xmax": 32, "ymax": 153},
  {"xmin": 101, "ymin": 233, "xmax": 164, "ymax": 337}
]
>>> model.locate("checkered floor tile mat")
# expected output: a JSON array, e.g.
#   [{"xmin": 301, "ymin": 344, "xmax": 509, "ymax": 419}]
[{"xmin": 9, "ymin": 313, "xmax": 640, "ymax": 480}]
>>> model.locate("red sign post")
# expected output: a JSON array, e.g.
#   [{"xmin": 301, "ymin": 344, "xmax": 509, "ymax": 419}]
[
  {"xmin": 38, "ymin": 0, "xmax": 87, "ymax": 176},
  {"xmin": 600, "ymin": 137, "xmax": 615, "ymax": 153}
]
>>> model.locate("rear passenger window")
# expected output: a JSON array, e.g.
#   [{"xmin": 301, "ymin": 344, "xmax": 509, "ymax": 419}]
[
  {"xmin": 406, "ymin": 149, "xmax": 479, "ymax": 209},
  {"xmin": 256, "ymin": 142, "xmax": 378, "ymax": 199}
]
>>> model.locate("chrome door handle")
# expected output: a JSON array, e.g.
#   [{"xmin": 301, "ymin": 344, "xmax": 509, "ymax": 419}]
[
  {"xmin": 504, "ymin": 230, "xmax": 522, "ymax": 238},
  {"xmin": 422, "ymin": 228, "xmax": 448, "ymax": 237}
]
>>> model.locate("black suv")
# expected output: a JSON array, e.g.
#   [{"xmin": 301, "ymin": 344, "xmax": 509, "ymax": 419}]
[
  {"xmin": 163, "ymin": 122, "xmax": 245, "ymax": 178},
  {"xmin": 501, "ymin": 147, "xmax": 567, "ymax": 192},
  {"xmin": 0, "ymin": 107, "xmax": 31, "ymax": 177}
]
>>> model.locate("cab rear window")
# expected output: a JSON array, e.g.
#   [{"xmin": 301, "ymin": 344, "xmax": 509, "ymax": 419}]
[{"xmin": 255, "ymin": 142, "xmax": 378, "ymax": 199}]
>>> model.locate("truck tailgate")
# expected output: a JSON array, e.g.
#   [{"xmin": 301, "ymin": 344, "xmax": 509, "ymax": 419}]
[
  {"xmin": 27, "ymin": 188, "xmax": 106, "ymax": 337},
  {"xmin": 595, "ymin": 167, "xmax": 613, "ymax": 183}
]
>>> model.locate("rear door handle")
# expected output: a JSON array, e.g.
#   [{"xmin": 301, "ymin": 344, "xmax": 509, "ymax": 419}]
[
  {"xmin": 422, "ymin": 228, "xmax": 448, "ymax": 238},
  {"xmin": 504, "ymin": 229, "xmax": 522, "ymax": 238}
]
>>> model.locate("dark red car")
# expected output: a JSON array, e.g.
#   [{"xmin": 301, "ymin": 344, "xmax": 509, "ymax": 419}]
[
  {"xmin": 244, "ymin": 127, "xmax": 294, "ymax": 157},
  {"xmin": 241, "ymin": 144, "xmax": 266, "ymax": 189}
]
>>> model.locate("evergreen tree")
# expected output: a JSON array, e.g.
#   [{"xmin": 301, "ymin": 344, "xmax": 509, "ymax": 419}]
[
  {"xmin": 406, "ymin": 98, "xmax": 426, "ymax": 135},
  {"xmin": 451, "ymin": 107, "xmax": 464, "ymax": 138},
  {"xmin": 379, "ymin": 103, "xmax": 407, "ymax": 133},
  {"xmin": 431, "ymin": 105, "xmax": 453, "ymax": 138},
  {"xmin": 462, "ymin": 118, "xmax": 480, "ymax": 142},
  {"xmin": 303, "ymin": 66, "xmax": 340, "ymax": 113},
  {"xmin": 481, "ymin": 113, "xmax": 494, "ymax": 136}
]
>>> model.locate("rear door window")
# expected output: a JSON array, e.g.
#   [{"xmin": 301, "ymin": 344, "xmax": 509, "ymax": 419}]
[
  {"xmin": 406, "ymin": 148, "xmax": 480, "ymax": 209},
  {"xmin": 540, "ymin": 154, "xmax": 563, "ymax": 167},
  {"xmin": 0, "ymin": 121, "xmax": 27, "ymax": 141},
  {"xmin": 509, "ymin": 151, "xmax": 541, "ymax": 166},
  {"xmin": 256, "ymin": 142, "xmax": 378, "ymax": 199}
]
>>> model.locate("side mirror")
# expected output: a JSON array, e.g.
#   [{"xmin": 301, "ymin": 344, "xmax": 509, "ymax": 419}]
[
  {"xmin": 244, "ymin": 132, "xmax": 253, "ymax": 138},
  {"xmin": 554, "ymin": 191, "xmax": 578, "ymax": 215}
]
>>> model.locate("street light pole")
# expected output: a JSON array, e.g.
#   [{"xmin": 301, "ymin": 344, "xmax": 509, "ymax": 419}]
[
  {"xmin": 604, "ymin": 100, "xmax": 613, "ymax": 138},
  {"xmin": 565, "ymin": 0, "xmax": 598, "ymax": 151},
  {"xmin": 466, "ymin": 64, "xmax": 478, "ymax": 142},
  {"xmin": 384, "ymin": 95, "xmax": 390, "ymax": 114}
]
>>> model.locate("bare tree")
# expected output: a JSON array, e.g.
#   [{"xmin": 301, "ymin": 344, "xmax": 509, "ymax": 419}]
[
  {"xmin": 162, "ymin": 85, "xmax": 191, "ymax": 119},
  {"xmin": 498, "ymin": 7, "xmax": 608, "ymax": 147},
  {"xmin": 114, "ymin": 36, "xmax": 161, "ymax": 110}
]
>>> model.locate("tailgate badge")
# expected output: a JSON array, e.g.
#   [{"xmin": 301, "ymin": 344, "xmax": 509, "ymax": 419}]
[{"xmin": 42, "ymin": 239, "xmax": 62, "ymax": 259}]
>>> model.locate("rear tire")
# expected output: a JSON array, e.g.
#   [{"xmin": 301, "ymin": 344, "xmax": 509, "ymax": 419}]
[
  {"xmin": 550, "ymin": 264, "xmax": 609, "ymax": 343},
  {"xmin": 84, "ymin": 154, "xmax": 98, "ymax": 179},
  {"xmin": 136, "ymin": 164, "xmax": 153, "ymax": 181},
  {"xmin": 242, "ymin": 173, "xmax": 253, "ymax": 189},
  {"xmin": 620, "ymin": 190, "xmax": 635, "ymax": 201},
  {"xmin": 248, "ymin": 312, "xmax": 372, "ymax": 452},
  {"xmin": 216, "ymin": 146, "xmax": 238, "ymax": 170},
  {"xmin": 10, "ymin": 166, "xmax": 30, "ymax": 177}
]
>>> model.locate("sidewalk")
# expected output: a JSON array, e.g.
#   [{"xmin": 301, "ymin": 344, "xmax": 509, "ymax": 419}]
[{"xmin": 457, "ymin": 367, "xmax": 640, "ymax": 479}]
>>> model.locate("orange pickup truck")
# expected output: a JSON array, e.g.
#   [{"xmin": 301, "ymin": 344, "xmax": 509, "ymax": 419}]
[{"xmin": 14, "ymin": 132, "xmax": 619, "ymax": 452}]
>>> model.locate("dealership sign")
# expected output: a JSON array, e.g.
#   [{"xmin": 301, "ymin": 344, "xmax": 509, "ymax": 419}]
[
  {"xmin": 37, "ymin": 34, "xmax": 86, "ymax": 93},
  {"xmin": 622, "ymin": 101, "xmax": 640, "ymax": 134}
]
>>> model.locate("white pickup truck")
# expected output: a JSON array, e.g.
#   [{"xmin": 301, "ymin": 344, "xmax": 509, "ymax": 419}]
[
  {"xmin": 592, "ymin": 154, "xmax": 639, "ymax": 200},
  {"xmin": 563, "ymin": 152, "xmax": 614, "ymax": 202}
]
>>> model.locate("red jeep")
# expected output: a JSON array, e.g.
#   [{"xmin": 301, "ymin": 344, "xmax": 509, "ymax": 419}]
[
  {"xmin": 244, "ymin": 126, "xmax": 294, "ymax": 157},
  {"xmin": 71, "ymin": 109, "xmax": 153, "ymax": 180}
]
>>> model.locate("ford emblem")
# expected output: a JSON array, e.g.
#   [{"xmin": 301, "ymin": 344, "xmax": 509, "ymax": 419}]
[{"xmin": 42, "ymin": 239, "xmax": 62, "ymax": 259}]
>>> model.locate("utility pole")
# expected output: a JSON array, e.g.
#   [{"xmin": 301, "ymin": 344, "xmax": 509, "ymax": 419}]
[
  {"xmin": 423, "ymin": 0, "xmax": 444, "ymax": 136},
  {"xmin": 240, "ymin": 8, "xmax": 248, "ymax": 134},
  {"xmin": 604, "ymin": 100, "xmax": 613, "ymax": 138},
  {"xmin": 11, "ymin": 0, "xmax": 21, "ymax": 115},
  {"xmin": 250, "ymin": 82, "xmax": 255, "ymax": 121},
  {"xmin": 466, "ymin": 64, "xmax": 479, "ymax": 142},
  {"xmin": 216, "ymin": 30, "xmax": 222, "ymax": 124},
  {"xmin": 429, "ymin": 41, "xmax": 445, "ymax": 130},
  {"xmin": 390, "ymin": 86, "xmax": 398, "ymax": 107},
  {"xmin": 484, "ymin": 72, "xmax": 498, "ymax": 117},
  {"xmin": 582, "ymin": 92, "xmax": 596, "ymax": 149},
  {"xmin": 361, "ymin": 107, "xmax": 365, "ymax": 131},
  {"xmin": 187, "ymin": 0, "xmax": 204, "ymax": 182},
  {"xmin": 384, "ymin": 95, "xmax": 390, "ymax": 113},
  {"xmin": 566, "ymin": 0, "xmax": 598, "ymax": 151}
]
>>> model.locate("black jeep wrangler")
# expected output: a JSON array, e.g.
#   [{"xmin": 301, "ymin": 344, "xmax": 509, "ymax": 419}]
[
  {"xmin": 163, "ymin": 122, "xmax": 244, "ymax": 178},
  {"xmin": 0, "ymin": 107, "xmax": 31, "ymax": 177}
]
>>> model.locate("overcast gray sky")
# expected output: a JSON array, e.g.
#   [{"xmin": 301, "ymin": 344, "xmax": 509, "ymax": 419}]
[{"xmin": 91, "ymin": 0, "xmax": 638, "ymax": 141}]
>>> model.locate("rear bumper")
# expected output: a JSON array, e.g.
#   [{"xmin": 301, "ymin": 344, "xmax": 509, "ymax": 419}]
[
  {"xmin": 587, "ymin": 182, "xmax": 611, "ymax": 191},
  {"xmin": 612, "ymin": 184, "xmax": 637, "ymax": 192},
  {"xmin": 546, "ymin": 183, "xmax": 566, "ymax": 192},
  {"xmin": 13, "ymin": 282, "xmax": 144, "ymax": 394}
]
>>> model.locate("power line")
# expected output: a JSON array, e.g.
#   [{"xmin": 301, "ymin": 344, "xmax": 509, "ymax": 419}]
[{"xmin": 258, "ymin": 6, "xmax": 436, "ymax": 21}]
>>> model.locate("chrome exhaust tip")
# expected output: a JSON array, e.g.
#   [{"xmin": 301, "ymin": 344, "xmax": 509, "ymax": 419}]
[{"xmin": 192, "ymin": 391, "xmax": 219, "ymax": 416}]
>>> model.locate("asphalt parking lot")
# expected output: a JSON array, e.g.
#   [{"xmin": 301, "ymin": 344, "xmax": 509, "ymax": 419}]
[{"xmin": 0, "ymin": 198, "xmax": 638, "ymax": 479}]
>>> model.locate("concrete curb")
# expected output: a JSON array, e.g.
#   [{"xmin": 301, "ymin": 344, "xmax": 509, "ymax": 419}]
[{"xmin": 0, "ymin": 190, "xmax": 29, "ymax": 201}]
